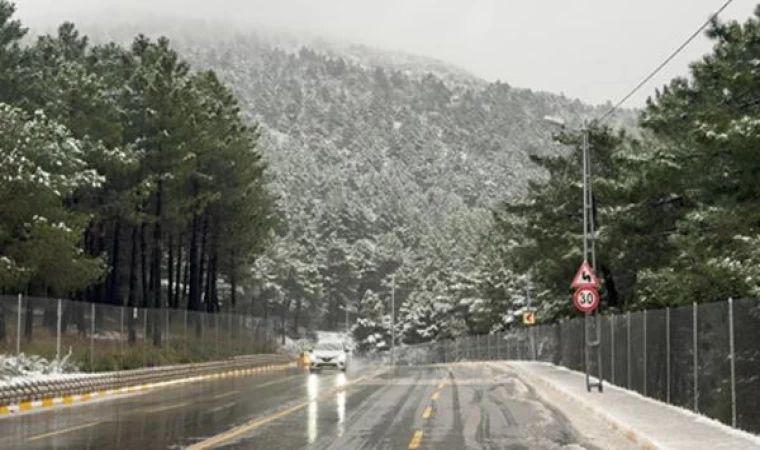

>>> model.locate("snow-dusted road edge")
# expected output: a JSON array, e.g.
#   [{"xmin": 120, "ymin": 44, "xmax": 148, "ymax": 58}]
[
  {"xmin": 506, "ymin": 361, "xmax": 760, "ymax": 450},
  {"xmin": 0, "ymin": 355, "xmax": 295, "ymax": 417}
]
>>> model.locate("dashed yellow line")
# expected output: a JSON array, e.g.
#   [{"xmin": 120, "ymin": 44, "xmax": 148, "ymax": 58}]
[
  {"xmin": 422, "ymin": 406, "xmax": 433, "ymax": 419},
  {"xmin": 27, "ymin": 421, "xmax": 102, "ymax": 442},
  {"xmin": 187, "ymin": 373, "xmax": 377, "ymax": 450},
  {"xmin": 431, "ymin": 391, "xmax": 440, "ymax": 401},
  {"xmin": 408, "ymin": 430, "xmax": 424, "ymax": 449},
  {"xmin": 438, "ymin": 382, "xmax": 445, "ymax": 389}
]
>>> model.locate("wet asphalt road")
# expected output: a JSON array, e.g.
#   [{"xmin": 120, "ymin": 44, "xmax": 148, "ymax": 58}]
[{"xmin": 0, "ymin": 362, "xmax": 612, "ymax": 450}]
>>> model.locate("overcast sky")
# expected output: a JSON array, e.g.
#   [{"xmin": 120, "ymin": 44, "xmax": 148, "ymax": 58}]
[{"xmin": 15, "ymin": 0, "xmax": 757, "ymax": 106}]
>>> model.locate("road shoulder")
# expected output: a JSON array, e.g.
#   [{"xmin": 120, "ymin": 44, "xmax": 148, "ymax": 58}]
[
  {"xmin": 492, "ymin": 362, "xmax": 643, "ymax": 450},
  {"xmin": 504, "ymin": 361, "xmax": 760, "ymax": 450}
]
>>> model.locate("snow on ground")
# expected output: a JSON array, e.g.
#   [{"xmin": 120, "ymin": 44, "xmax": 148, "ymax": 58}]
[
  {"xmin": 510, "ymin": 361, "xmax": 760, "ymax": 450},
  {"xmin": 0, "ymin": 352, "xmax": 82, "ymax": 387}
]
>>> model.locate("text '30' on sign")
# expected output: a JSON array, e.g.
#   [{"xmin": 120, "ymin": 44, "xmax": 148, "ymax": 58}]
[{"xmin": 572, "ymin": 286, "xmax": 599, "ymax": 313}]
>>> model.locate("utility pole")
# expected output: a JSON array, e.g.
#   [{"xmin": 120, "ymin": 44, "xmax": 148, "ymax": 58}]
[
  {"xmin": 582, "ymin": 120, "xmax": 603, "ymax": 392},
  {"xmin": 543, "ymin": 115, "xmax": 603, "ymax": 392},
  {"xmin": 525, "ymin": 279, "xmax": 536, "ymax": 360}
]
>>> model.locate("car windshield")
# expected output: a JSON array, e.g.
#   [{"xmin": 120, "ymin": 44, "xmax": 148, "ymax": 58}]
[{"xmin": 314, "ymin": 342, "xmax": 343, "ymax": 351}]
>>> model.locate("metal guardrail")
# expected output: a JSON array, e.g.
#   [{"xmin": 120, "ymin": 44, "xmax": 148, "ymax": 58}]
[{"xmin": 0, "ymin": 354, "xmax": 293, "ymax": 408}]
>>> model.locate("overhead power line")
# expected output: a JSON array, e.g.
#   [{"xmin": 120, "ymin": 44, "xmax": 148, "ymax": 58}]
[{"xmin": 598, "ymin": 0, "xmax": 736, "ymax": 123}]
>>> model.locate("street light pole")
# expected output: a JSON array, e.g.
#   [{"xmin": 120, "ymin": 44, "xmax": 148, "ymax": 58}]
[
  {"xmin": 543, "ymin": 116, "xmax": 602, "ymax": 392},
  {"xmin": 390, "ymin": 274, "xmax": 395, "ymax": 367},
  {"xmin": 582, "ymin": 120, "xmax": 603, "ymax": 392}
]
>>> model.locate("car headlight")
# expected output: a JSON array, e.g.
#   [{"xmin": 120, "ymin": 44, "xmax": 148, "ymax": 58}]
[{"xmin": 338, "ymin": 353, "xmax": 347, "ymax": 362}]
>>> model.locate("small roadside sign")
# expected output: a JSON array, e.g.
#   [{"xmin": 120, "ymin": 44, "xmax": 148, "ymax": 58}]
[
  {"xmin": 571, "ymin": 261, "xmax": 600, "ymax": 289},
  {"xmin": 522, "ymin": 311, "xmax": 536, "ymax": 325},
  {"xmin": 573, "ymin": 286, "xmax": 600, "ymax": 313}
]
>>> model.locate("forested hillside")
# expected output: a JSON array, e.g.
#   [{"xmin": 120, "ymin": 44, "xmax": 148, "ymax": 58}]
[
  {"xmin": 485, "ymin": 9, "xmax": 760, "ymax": 322},
  {"xmin": 0, "ymin": 2, "xmax": 276, "ymax": 344},
  {"xmin": 48, "ymin": 17, "xmax": 635, "ymax": 343}
]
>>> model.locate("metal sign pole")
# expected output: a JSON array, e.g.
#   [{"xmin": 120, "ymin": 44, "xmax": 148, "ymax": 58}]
[{"xmin": 583, "ymin": 122, "xmax": 602, "ymax": 392}]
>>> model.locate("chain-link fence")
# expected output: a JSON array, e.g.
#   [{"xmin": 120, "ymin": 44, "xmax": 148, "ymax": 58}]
[
  {"xmin": 0, "ymin": 295, "xmax": 278, "ymax": 371},
  {"xmin": 393, "ymin": 298, "xmax": 760, "ymax": 435}
]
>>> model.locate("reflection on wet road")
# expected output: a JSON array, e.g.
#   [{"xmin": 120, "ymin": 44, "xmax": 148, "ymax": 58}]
[{"xmin": 0, "ymin": 362, "xmax": 627, "ymax": 449}]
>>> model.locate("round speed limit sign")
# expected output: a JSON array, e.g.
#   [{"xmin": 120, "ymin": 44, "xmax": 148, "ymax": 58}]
[{"xmin": 573, "ymin": 287, "xmax": 600, "ymax": 313}]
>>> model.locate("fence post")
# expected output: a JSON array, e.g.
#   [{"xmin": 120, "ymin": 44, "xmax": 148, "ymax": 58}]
[
  {"xmin": 728, "ymin": 298, "xmax": 736, "ymax": 427},
  {"xmin": 610, "ymin": 315, "xmax": 615, "ymax": 385},
  {"xmin": 56, "ymin": 299, "xmax": 62, "ymax": 361},
  {"xmin": 627, "ymin": 311, "xmax": 631, "ymax": 390},
  {"xmin": 239, "ymin": 315, "xmax": 244, "ymax": 355},
  {"xmin": 183, "ymin": 309, "xmax": 188, "ymax": 359},
  {"xmin": 516, "ymin": 335, "xmax": 522, "ymax": 360},
  {"xmin": 666, "ymin": 307, "xmax": 671, "ymax": 404},
  {"xmin": 215, "ymin": 314, "xmax": 220, "ymax": 356},
  {"xmin": 643, "ymin": 309, "xmax": 648, "ymax": 396},
  {"xmin": 142, "ymin": 310, "xmax": 148, "ymax": 368},
  {"xmin": 90, "ymin": 303, "xmax": 95, "ymax": 369},
  {"xmin": 693, "ymin": 302, "xmax": 699, "ymax": 412},
  {"xmin": 120, "ymin": 306, "xmax": 125, "ymax": 370},
  {"xmin": 16, "ymin": 293, "xmax": 22, "ymax": 356},
  {"xmin": 164, "ymin": 308, "xmax": 169, "ymax": 349}
]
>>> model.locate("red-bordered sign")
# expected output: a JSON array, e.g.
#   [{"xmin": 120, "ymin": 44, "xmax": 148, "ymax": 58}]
[
  {"xmin": 570, "ymin": 261, "xmax": 600, "ymax": 289},
  {"xmin": 573, "ymin": 286, "xmax": 600, "ymax": 313}
]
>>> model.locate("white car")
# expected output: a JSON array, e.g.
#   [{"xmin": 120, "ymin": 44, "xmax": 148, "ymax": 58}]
[{"xmin": 308, "ymin": 341, "xmax": 348, "ymax": 372}]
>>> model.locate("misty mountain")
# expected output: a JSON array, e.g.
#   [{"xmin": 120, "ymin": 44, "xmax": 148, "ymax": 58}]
[{"xmin": 33, "ymin": 17, "xmax": 636, "ymax": 330}]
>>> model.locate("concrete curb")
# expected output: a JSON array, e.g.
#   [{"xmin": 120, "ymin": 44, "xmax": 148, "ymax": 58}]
[
  {"xmin": 0, "ymin": 355, "xmax": 296, "ymax": 417},
  {"xmin": 506, "ymin": 361, "xmax": 660, "ymax": 450}
]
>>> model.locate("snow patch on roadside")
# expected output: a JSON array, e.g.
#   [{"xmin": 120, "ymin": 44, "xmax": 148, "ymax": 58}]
[
  {"xmin": 0, "ymin": 352, "xmax": 82, "ymax": 386},
  {"xmin": 548, "ymin": 363, "xmax": 760, "ymax": 446}
]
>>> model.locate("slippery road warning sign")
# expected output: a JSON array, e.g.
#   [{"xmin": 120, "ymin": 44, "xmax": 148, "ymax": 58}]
[
  {"xmin": 523, "ymin": 311, "xmax": 536, "ymax": 325},
  {"xmin": 573, "ymin": 287, "xmax": 600, "ymax": 313},
  {"xmin": 570, "ymin": 261, "xmax": 600, "ymax": 289}
]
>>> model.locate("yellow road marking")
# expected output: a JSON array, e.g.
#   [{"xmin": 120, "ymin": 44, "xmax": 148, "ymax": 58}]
[
  {"xmin": 188, "ymin": 401, "xmax": 307, "ymax": 449},
  {"xmin": 0, "ymin": 406, "xmax": 9, "ymax": 415},
  {"xmin": 431, "ymin": 391, "xmax": 440, "ymax": 401},
  {"xmin": 41, "ymin": 399, "xmax": 55, "ymax": 407},
  {"xmin": 188, "ymin": 374, "xmax": 372, "ymax": 450},
  {"xmin": 438, "ymin": 382, "xmax": 445, "ymax": 389},
  {"xmin": 80, "ymin": 393, "xmax": 91, "ymax": 401},
  {"xmin": 19, "ymin": 401, "xmax": 32, "ymax": 412},
  {"xmin": 212, "ymin": 390, "xmax": 239, "ymax": 400},
  {"xmin": 27, "ymin": 421, "xmax": 102, "ymax": 441},
  {"xmin": 408, "ymin": 430, "xmax": 424, "ymax": 449},
  {"xmin": 143, "ymin": 401, "xmax": 190, "ymax": 414},
  {"xmin": 422, "ymin": 406, "xmax": 433, "ymax": 419},
  {"xmin": 63, "ymin": 396, "xmax": 74, "ymax": 405}
]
